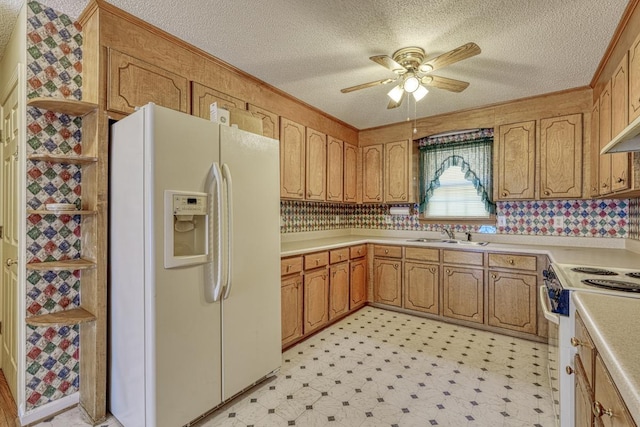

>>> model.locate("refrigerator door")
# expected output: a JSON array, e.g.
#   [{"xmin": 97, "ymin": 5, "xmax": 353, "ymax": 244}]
[
  {"xmin": 110, "ymin": 104, "xmax": 224, "ymax": 427},
  {"xmin": 220, "ymin": 126, "xmax": 282, "ymax": 400}
]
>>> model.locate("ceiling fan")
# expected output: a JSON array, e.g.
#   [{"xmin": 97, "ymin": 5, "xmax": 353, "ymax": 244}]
[{"xmin": 341, "ymin": 42, "xmax": 481, "ymax": 109}]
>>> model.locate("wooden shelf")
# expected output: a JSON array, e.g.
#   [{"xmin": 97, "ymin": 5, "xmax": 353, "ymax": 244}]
[
  {"xmin": 27, "ymin": 209, "xmax": 96, "ymax": 215},
  {"xmin": 26, "ymin": 307, "xmax": 96, "ymax": 327},
  {"xmin": 28, "ymin": 154, "xmax": 98, "ymax": 165},
  {"xmin": 26, "ymin": 259, "xmax": 96, "ymax": 271},
  {"xmin": 27, "ymin": 97, "xmax": 98, "ymax": 117}
]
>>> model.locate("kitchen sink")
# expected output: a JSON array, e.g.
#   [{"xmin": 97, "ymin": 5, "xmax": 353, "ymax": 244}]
[{"xmin": 407, "ymin": 238, "xmax": 489, "ymax": 246}]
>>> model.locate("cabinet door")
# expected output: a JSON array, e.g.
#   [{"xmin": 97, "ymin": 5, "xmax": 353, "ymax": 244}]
[
  {"xmin": 281, "ymin": 274, "xmax": 303, "ymax": 347},
  {"xmin": 373, "ymin": 258, "xmax": 402, "ymax": 307},
  {"xmin": 599, "ymin": 82, "xmax": 613, "ymax": 195},
  {"xmin": 591, "ymin": 102, "xmax": 601, "ymax": 197},
  {"xmin": 404, "ymin": 262, "xmax": 439, "ymax": 315},
  {"xmin": 329, "ymin": 262, "xmax": 349, "ymax": 320},
  {"xmin": 442, "ymin": 266, "xmax": 484, "ymax": 323},
  {"xmin": 539, "ymin": 114, "xmax": 583, "ymax": 199},
  {"xmin": 306, "ymin": 127, "xmax": 327, "ymax": 201},
  {"xmin": 384, "ymin": 140, "xmax": 409, "ymax": 202},
  {"xmin": 594, "ymin": 355, "xmax": 635, "ymax": 427},
  {"xmin": 248, "ymin": 104, "xmax": 280, "ymax": 139},
  {"xmin": 487, "ymin": 270, "xmax": 537, "ymax": 334},
  {"xmin": 107, "ymin": 49, "xmax": 189, "ymax": 115},
  {"xmin": 496, "ymin": 121, "xmax": 536, "ymax": 200},
  {"xmin": 629, "ymin": 32, "xmax": 640, "ymax": 122},
  {"xmin": 350, "ymin": 258, "xmax": 367, "ymax": 309},
  {"xmin": 280, "ymin": 118, "xmax": 306, "ymax": 199},
  {"xmin": 611, "ymin": 55, "xmax": 631, "ymax": 193},
  {"xmin": 191, "ymin": 82, "xmax": 246, "ymax": 120},
  {"xmin": 363, "ymin": 144, "xmax": 384, "ymax": 203},
  {"xmin": 344, "ymin": 143, "xmax": 358, "ymax": 203},
  {"xmin": 575, "ymin": 357, "xmax": 594, "ymax": 427},
  {"xmin": 327, "ymin": 136, "xmax": 344, "ymax": 202},
  {"xmin": 304, "ymin": 268, "xmax": 329, "ymax": 334}
]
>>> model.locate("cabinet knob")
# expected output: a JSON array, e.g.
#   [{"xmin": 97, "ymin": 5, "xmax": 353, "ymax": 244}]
[
  {"xmin": 286, "ymin": 265, "xmax": 291, "ymax": 272},
  {"xmin": 429, "ymin": 267, "xmax": 436, "ymax": 273},
  {"xmin": 315, "ymin": 259, "xmax": 319, "ymax": 265},
  {"xmin": 602, "ymin": 183, "xmax": 608, "ymax": 189},
  {"xmin": 570, "ymin": 337, "xmax": 590, "ymax": 348},
  {"xmin": 544, "ymin": 190, "xmax": 550, "ymax": 196},
  {"xmin": 565, "ymin": 366, "xmax": 574, "ymax": 375},
  {"xmin": 592, "ymin": 401, "xmax": 613, "ymax": 418},
  {"xmin": 508, "ymin": 259, "xmax": 514, "ymax": 265},
  {"xmin": 393, "ymin": 264, "xmax": 398, "ymax": 269},
  {"xmin": 616, "ymin": 177, "xmax": 625, "ymax": 183},
  {"xmin": 491, "ymin": 273, "xmax": 497, "ymax": 279},
  {"xmin": 501, "ymin": 192, "xmax": 507, "ymax": 197},
  {"xmin": 5, "ymin": 258, "xmax": 17, "ymax": 267},
  {"xmin": 385, "ymin": 249, "xmax": 389, "ymax": 254},
  {"xmin": 446, "ymin": 269, "xmax": 451, "ymax": 274}
]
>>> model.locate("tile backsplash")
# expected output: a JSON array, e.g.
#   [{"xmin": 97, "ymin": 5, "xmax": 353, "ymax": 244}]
[{"xmin": 281, "ymin": 198, "xmax": 633, "ymax": 239}]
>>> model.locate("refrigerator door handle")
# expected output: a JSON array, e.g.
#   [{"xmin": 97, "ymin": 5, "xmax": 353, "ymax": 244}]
[
  {"xmin": 204, "ymin": 162, "xmax": 224, "ymax": 302},
  {"xmin": 222, "ymin": 163, "xmax": 233, "ymax": 299}
]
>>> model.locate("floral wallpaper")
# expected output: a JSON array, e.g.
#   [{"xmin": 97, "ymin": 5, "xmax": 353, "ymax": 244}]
[{"xmin": 24, "ymin": 1, "xmax": 83, "ymax": 410}]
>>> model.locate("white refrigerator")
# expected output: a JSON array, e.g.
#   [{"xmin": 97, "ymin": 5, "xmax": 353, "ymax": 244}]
[{"xmin": 109, "ymin": 103, "xmax": 282, "ymax": 427}]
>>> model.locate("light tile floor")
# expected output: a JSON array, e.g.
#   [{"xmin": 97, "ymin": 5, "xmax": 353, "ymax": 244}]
[{"xmin": 36, "ymin": 307, "xmax": 556, "ymax": 426}]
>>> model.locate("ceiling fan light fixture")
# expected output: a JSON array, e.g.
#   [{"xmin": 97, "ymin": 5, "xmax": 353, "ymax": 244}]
[
  {"xmin": 413, "ymin": 84, "xmax": 429, "ymax": 101},
  {"xmin": 387, "ymin": 85, "xmax": 404, "ymax": 103},
  {"xmin": 403, "ymin": 75, "xmax": 420, "ymax": 93}
]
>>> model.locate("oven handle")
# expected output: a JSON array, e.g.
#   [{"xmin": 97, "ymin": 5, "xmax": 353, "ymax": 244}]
[{"xmin": 540, "ymin": 285, "xmax": 560, "ymax": 325}]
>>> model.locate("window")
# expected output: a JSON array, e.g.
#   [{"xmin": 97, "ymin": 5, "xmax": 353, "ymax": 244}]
[{"xmin": 417, "ymin": 129, "xmax": 495, "ymax": 220}]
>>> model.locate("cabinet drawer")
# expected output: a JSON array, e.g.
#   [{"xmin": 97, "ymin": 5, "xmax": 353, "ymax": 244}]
[
  {"xmin": 574, "ymin": 313, "xmax": 595, "ymax": 388},
  {"xmin": 405, "ymin": 247, "xmax": 439, "ymax": 262},
  {"xmin": 488, "ymin": 253, "xmax": 537, "ymax": 271},
  {"xmin": 443, "ymin": 250, "xmax": 483, "ymax": 266},
  {"xmin": 281, "ymin": 256, "xmax": 303, "ymax": 276},
  {"xmin": 374, "ymin": 245, "xmax": 402, "ymax": 258},
  {"xmin": 330, "ymin": 248, "xmax": 350, "ymax": 264},
  {"xmin": 304, "ymin": 252, "xmax": 329, "ymax": 269},
  {"xmin": 350, "ymin": 244, "xmax": 367, "ymax": 259}
]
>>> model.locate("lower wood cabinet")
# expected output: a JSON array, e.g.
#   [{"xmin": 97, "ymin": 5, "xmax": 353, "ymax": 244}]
[
  {"xmin": 303, "ymin": 268, "xmax": 329, "ymax": 334},
  {"xmin": 594, "ymin": 354, "xmax": 636, "ymax": 426},
  {"xmin": 329, "ymin": 262, "xmax": 350, "ymax": 320},
  {"xmin": 373, "ymin": 258, "xmax": 402, "ymax": 307},
  {"xmin": 575, "ymin": 358, "xmax": 594, "ymax": 427},
  {"xmin": 350, "ymin": 258, "xmax": 367, "ymax": 309},
  {"xmin": 281, "ymin": 274, "xmax": 303, "ymax": 347},
  {"xmin": 487, "ymin": 270, "xmax": 537, "ymax": 334},
  {"xmin": 442, "ymin": 266, "xmax": 484, "ymax": 324},
  {"xmin": 403, "ymin": 261, "xmax": 439, "ymax": 314}
]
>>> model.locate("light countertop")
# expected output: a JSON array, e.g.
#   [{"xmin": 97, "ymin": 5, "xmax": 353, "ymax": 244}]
[{"xmin": 573, "ymin": 293, "xmax": 640, "ymax": 424}]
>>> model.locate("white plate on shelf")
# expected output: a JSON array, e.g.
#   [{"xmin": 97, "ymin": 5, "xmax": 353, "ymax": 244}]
[{"xmin": 45, "ymin": 203, "xmax": 76, "ymax": 211}]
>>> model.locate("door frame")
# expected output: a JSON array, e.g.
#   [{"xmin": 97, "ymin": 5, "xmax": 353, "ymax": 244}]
[{"xmin": 0, "ymin": 63, "xmax": 26, "ymax": 413}]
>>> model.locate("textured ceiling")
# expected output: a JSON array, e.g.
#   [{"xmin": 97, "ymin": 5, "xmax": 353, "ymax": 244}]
[{"xmin": 0, "ymin": 0, "xmax": 630, "ymax": 129}]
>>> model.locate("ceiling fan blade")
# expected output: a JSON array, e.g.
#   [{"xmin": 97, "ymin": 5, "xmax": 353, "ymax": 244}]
[
  {"xmin": 370, "ymin": 55, "xmax": 407, "ymax": 73},
  {"xmin": 422, "ymin": 75, "xmax": 470, "ymax": 92},
  {"xmin": 423, "ymin": 42, "xmax": 481, "ymax": 72},
  {"xmin": 387, "ymin": 91, "xmax": 406, "ymax": 109},
  {"xmin": 340, "ymin": 78, "xmax": 396, "ymax": 93}
]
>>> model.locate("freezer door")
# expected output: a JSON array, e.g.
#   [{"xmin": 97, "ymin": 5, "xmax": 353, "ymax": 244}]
[{"xmin": 220, "ymin": 126, "xmax": 282, "ymax": 400}]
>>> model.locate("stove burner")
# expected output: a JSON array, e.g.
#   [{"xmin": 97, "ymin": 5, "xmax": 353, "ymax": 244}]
[
  {"xmin": 571, "ymin": 267, "xmax": 618, "ymax": 276},
  {"xmin": 626, "ymin": 272, "xmax": 640, "ymax": 280},
  {"xmin": 581, "ymin": 279, "xmax": 640, "ymax": 292}
]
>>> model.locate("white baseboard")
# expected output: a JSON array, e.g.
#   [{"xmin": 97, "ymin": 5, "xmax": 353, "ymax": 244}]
[{"xmin": 19, "ymin": 393, "xmax": 79, "ymax": 426}]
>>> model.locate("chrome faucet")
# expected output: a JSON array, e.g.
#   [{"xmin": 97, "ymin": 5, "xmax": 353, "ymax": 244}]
[{"xmin": 441, "ymin": 226, "xmax": 455, "ymax": 240}]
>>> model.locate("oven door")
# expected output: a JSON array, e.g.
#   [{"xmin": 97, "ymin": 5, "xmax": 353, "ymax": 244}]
[{"xmin": 540, "ymin": 285, "xmax": 560, "ymax": 426}]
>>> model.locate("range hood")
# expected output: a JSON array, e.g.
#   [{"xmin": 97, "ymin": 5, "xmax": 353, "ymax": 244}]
[{"xmin": 601, "ymin": 114, "xmax": 640, "ymax": 153}]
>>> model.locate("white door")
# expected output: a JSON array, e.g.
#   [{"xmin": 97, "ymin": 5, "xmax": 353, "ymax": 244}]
[{"xmin": 1, "ymin": 70, "xmax": 21, "ymax": 401}]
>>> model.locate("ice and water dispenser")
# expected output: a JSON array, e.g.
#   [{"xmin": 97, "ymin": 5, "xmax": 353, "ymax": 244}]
[{"xmin": 164, "ymin": 190, "xmax": 209, "ymax": 268}]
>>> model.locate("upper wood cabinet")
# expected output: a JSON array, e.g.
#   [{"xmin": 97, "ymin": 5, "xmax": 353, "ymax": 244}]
[
  {"xmin": 191, "ymin": 82, "xmax": 246, "ymax": 120},
  {"xmin": 539, "ymin": 114, "xmax": 583, "ymax": 199},
  {"xmin": 590, "ymin": 102, "xmax": 601, "ymax": 198},
  {"xmin": 363, "ymin": 145, "xmax": 384, "ymax": 203},
  {"xmin": 496, "ymin": 121, "xmax": 536, "ymax": 200},
  {"xmin": 326, "ymin": 136, "xmax": 344, "ymax": 202},
  {"xmin": 305, "ymin": 128, "xmax": 327, "ymax": 201},
  {"xmin": 280, "ymin": 118, "xmax": 306, "ymax": 199},
  {"xmin": 611, "ymin": 54, "xmax": 631, "ymax": 193},
  {"xmin": 384, "ymin": 140, "xmax": 410, "ymax": 202},
  {"xmin": 629, "ymin": 32, "xmax": 640, "ymax": 122},
  {"xmin": 599, "ymin": 81, "xmax": 613, "ymax": 195},
  {"xmin": 343, "ymin": 142, "xmax": 358, "ymax": 203},
  {"xmin": 248, "ymin": 104, "xmax": 280, "ymax": 140},
  {"xmin": 107, "ymin": 49, "xmax": 189, "ymax": 115}
]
